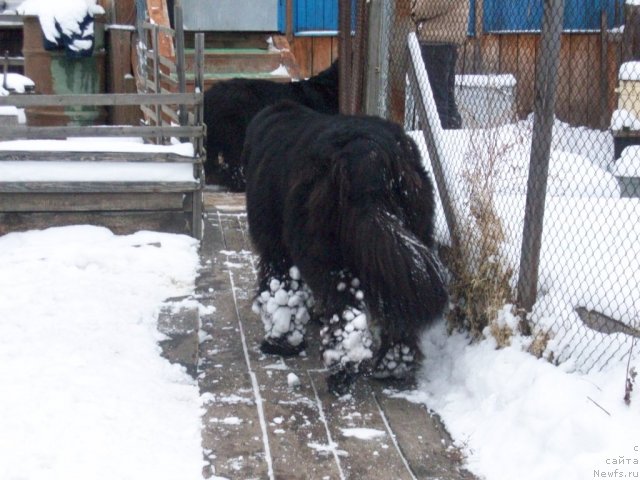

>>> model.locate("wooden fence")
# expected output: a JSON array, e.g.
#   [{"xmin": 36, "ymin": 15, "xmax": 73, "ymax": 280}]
[{"xmin": 0, "ymin": 25, "xmax": 206, "ymax": 239}]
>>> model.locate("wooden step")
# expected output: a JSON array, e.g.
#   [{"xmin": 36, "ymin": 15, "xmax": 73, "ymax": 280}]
[
  {"xmin": 184, "ymin": 71, "xmax": 294, "ymax": 91},
  {"xmin": 184, "ymin": 47, "xmax": 283, "ymax": 74},
  {"xmin": 184, "ymin": 31, "xmax": 274, "ymax": 50}
]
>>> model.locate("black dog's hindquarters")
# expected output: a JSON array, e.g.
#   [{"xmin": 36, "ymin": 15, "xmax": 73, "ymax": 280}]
[
  {"xmin": 203, "ymin": 61, "xmax": 339, "ymax": 191},
  {"xmin": 244, "ymin": 101, "xmax": 448, "ymax": 394}
]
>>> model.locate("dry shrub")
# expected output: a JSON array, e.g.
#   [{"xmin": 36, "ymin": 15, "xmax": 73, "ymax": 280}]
[{"xmin": 443, "ymin": 125, "xmax": 525, "ymax": 343}]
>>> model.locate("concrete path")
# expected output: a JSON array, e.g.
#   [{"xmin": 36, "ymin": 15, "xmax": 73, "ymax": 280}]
[{"xmin": 193, "ymin": 192, "xmax": 476, "ymax": 480}]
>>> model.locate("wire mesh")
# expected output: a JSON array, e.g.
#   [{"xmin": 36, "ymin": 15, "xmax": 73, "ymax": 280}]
[{"xmin": 365, "ymin": 0, "xmax": 638, "ymax": 373}]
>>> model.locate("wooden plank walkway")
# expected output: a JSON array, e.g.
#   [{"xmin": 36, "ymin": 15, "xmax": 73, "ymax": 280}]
[{"xmin": 196, "ymin": 192, "xmax": 476, "ymax": 480}]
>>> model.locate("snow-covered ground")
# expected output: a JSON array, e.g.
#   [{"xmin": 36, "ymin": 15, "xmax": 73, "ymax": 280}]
[
  {"xmin": 0, "ymin": 226, "xmax": 206, "ymax": 479},
  {"xmin": 1, "ymin": 119, "xmax": 637, "ymax": 480},
  {"xmin": 0, "ymin": 30, "xmax": 637, "ymax": 479}
]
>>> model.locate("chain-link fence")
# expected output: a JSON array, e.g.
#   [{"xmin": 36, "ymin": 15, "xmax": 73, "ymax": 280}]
[{"xmin": 350, "ymin": 0, "xmax": 639, "ymax": 373}]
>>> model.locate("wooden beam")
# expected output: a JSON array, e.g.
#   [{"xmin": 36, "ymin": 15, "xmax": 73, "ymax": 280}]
[
  {"xmin": 0, "ymin": 151, "xmax": 197, "ymax": 163},
  {"xmin": 0, "ymin": 181, "xmax": 199, "ymax": 193},
  {"xmin": 0, "ymin": 192, "xmax": 185, "ymax": 212},
  {"xmin": 0, "ymin": 125, "xmax": 204, "ymax": 139},
  {"xmin": 0, "ymin": 92, "xmax": 202, "ymax": 107}
]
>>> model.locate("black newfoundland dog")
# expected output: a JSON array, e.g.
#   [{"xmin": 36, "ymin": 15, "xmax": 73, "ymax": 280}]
[
  {"xmin": 203, "ymin": 61, "xmax": 339, "ymax": 191},
  {"xmin": 244, "ymin": 101, "xmax": 448, "ymax": 394}
]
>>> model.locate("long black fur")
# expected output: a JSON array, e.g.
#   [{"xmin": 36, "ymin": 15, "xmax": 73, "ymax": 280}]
[
  {"xmin": 243, "ymin": 101, "xmax": 448, "ymax": 394},
  {"xmin": 203, "ymin": 61, "xmax": 339, "ymax": 191}
]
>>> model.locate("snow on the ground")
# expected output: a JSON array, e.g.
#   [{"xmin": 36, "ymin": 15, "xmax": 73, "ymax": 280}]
[
  {"xmin": 397, "ymin": 319, "xmax": 640, "ymax": 480},
  {"xmin": 0, "ymin": 225, "xmax": 205, "ymax": 479},
  {"xmin": 405, "ymin": 47, "xmax": 640, "ymax": 478}
]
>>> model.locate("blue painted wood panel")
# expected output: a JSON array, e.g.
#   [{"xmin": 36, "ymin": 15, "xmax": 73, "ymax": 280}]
[
  {"xmin": 294, "ymin": 0, "xmax": 356, "ymax": 34},
  {"xmin": 483, "ymin": 0, "xmax": 623, "ymax": 32}
]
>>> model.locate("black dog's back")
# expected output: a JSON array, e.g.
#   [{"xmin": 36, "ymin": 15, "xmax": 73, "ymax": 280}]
[
  {"xmin": 244, "ymin": 101, "xmax": 447, "ymax": 357},
  {"xmin": 203, "ymin": 62, "xmax": 339, "ymax": 191}
]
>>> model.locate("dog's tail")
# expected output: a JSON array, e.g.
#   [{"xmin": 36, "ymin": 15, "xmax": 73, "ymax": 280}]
[
  {"xmin": 344, "ymin": 208, "xmax": 447, "ymax": 334},
  {"xmin": 333, "ymin": 142, "xmax": 448, "ymax": 336}
]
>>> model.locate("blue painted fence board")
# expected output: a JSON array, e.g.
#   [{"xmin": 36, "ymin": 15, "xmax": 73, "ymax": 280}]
[
  {"xmin": 483, "ymin": 0, "xmax": 623, "ymax": 32},
  {"xmin": 294, "ymin": 0, "xmax": 355, "ymax": 33}
]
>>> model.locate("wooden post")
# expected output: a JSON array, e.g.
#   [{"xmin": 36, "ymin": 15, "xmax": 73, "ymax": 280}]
[
  {"xmin": 174, "ymin": 4, "xmax": 187, "ymax": 127},
  {"xmin": 388, "ymin": 0, "xmax": 412, "ymax": 124},
  {"xmin": 349, "ymin": 0, "xmax": 368, "ymax": 114},
  {"xmin": 192, "ymin": 32, "xmax": 205, "ymax": 240},
  {"xmin": 364, "ymin": 0, "xmax": 386, "ymax": 116},
  {"xmin": 599, "ymin": 9, "xmax": 610, "ymax": 130},
  {"xmin": 108, "ymin": 25, "xmax": 138, "ymax": 125},
  {"xmin": 516, "ymin": 0, "xmax": 565, "ymax": 313},
  {"xmin": 286, "ymin": 0, "xmax": 294, "ymax": 42},
  {"xmin": 338, "ymin": 0, "xmax": 353, "ymax": 114},
  {"xmin": 623, "ymin": 2, "xmax": 640, "ymax": 62}
]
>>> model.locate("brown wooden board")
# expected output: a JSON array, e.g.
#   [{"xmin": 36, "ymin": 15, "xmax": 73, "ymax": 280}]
[
  {"xmin": 0, "ymin": 181, "xmax": 199, "ymax": 193},
  {"xmin": 516, "ymin": 34, "xmax": 537, "ymax": 119},
  {"xmin": 555, "ymin": 35, "xmax": 572, "ymax": 125},
  {"xmin": 0, "ymin": 150, "xmax": 197, "ymax": 163},
  {"xmin": 0, "ymin": 192, "xmax": 185, "ymax": 212},
  {"xmin": 568, "ymin": 34, "xmax": 590, "ymax": 127},
  {"xmin": 0, "ymin": 210, "xmax": 190, "ymax": 236},
  {"xmin": 146, "ymin": 0, "xmax": 175, "ymax": 59}
]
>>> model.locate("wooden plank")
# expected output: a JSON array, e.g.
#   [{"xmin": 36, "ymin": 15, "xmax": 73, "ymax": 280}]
[
  {"xmin": 0, "ymin": 211, "xmax": 190, "ymax": 236},
  {"xmin": 516, "ymin": 34, "xmax": 537, "ymax": 118},
  {"xmin": 568, "ymin": 34, "xmax": 589, "ymax": 126},
  {"xmin": 146, "ymin": 0, "xmax": 175, "ymax": 59},
  {"xmin": 308, "ymin": 371, "xmax": 416, "ymax": 480},
  {"xmin": 0, "ymin": 181, "xmax": 199, "ymax": 193},
  {"xmin": 198, "ymin": 216, "xmax": 270, "ymax": 479},
  {"xmin": 0, "ymin": 125, "xmax": 204, "ymax": 139},
  {"xmin": 0, "ymin": 192, "xmax": 185, "ymax": 212},
  {"xmin": 480, "ymin": 34, "xmax": 499, "ymax": 73},
  {"xmin": 0, "ymin": 150, "xmax": 197, "ymax": 163},
  {"xmin": 291, "ymin": 36, "xmax": 314, "ymax": 79},
  {"xmin": 228, "ymin": 251, "xmax": 345, "ymax": 480},
  {"xmin": 372, "ymin": 386, "xmax": 476, "ymax": 479},
  {"xmin": 555, "ymin": 34, "xmax": 572, "ymax": 123},
  {"xmin": 0, "ymin": 92, "xmax": 202, "ymax": 107},
  {"xmin": 113, "ymin": 0, "xmax": 136, "ymax": 25},
  {"xmin": 107, "ymin": 27, "xmax": 140, "ymax": 125},
  {"xmin": 311, "ymin": 37, "xmax": 334, "ymax": 77},
  {"xmin": 585, "ymin": 33, "xmax": 601, "ymax": 128}
]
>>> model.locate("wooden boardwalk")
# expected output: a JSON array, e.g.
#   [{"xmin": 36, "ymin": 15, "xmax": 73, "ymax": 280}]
[{"xmin": 195, "ymin": 192, "xmax": 475, "ymax": 480}]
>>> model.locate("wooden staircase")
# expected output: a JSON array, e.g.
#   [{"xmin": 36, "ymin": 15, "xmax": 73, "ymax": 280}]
[{"xmin": 183, "ymin": 32, "xmax": 302, "ymax": 91}]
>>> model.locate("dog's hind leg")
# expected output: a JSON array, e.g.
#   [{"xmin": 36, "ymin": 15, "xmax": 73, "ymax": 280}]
[
  {"xmin": 372, "ymin": 341, "xmax": 421, "ymax": 381},
  {"xmin": 252, "ymin": 266, "xmax": 313, "ymax": 357},
  {"xmin": 319, "ymin": 273, "xmax": 378, "ymax": 395}
]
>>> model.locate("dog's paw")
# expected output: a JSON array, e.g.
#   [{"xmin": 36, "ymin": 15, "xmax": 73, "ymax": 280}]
[
  {"xmin": 326, "ymin": 368, "xmax": 358, "ymax": 396},
  {"xmin": 372, "ymin": 344, "xmax": 416, "ymax": 380},
  {"xmin": 260, "ymin": 337, "xmax": 306, "ymax": 357}
]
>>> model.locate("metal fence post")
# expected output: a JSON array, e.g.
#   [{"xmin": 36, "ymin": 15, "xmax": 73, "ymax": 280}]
[{"xmin": 516, "ymin": 0, "xmax": 566, "ymax": 313}]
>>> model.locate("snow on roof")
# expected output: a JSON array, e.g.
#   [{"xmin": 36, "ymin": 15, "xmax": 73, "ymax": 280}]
[
  {"xmin": 610, "ymin": 108, "xmax": 640, "ymax": 131},
  {"xmin": 0, "ymin": 73, "xmax": 35, "ymax": 95},
  {"xmin": 455, "ymin": 74, "xmax": 517, "ymax": 88},
  {"xmin": 613, "ymin": 145, "xmax": 640, "ymax": 177},
  {"xmin": 619, "ymin": 61, "xmax": 640, "ymax": 81},
  {"xmin": 15, "ymin": 0, "xmax": 105, "ymax": 56}
]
